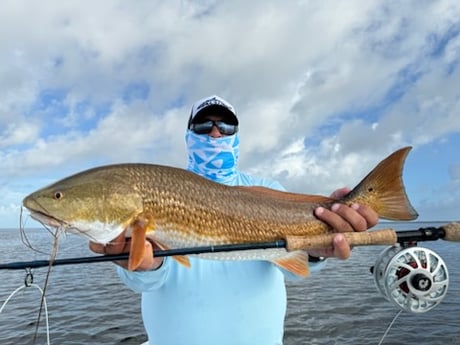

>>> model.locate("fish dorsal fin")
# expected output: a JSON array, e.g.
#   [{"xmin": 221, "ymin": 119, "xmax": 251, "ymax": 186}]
[
  {"xmin": 271, "ymin": 250, "xmax": 310, "ymax": 277},
  {"xmin": 235, "ymin": 186, "xmax": 334, "ymax": 203},
  {"xmin": 154, "ymin": 239, "xmax": 191, "ymax": 268}
]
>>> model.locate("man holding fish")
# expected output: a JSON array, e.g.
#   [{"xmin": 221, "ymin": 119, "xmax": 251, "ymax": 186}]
[{"xmin": 90, "ymin": 95, "xmax": 379, "ymax": 345}]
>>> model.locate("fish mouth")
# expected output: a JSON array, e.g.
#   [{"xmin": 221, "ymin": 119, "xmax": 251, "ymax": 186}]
[
  {"xmin": 23, "ymin": 195, "xmax": 68, "ymax": 229},
  {"xmin": 28, "ymin": 210, "xmax": 67, "ymax": 229}
]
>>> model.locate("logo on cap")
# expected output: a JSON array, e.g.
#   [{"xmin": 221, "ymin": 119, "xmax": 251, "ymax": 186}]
[{"xmin": 196, "ymin": 97, "xmax": 231, "ymax": 112}]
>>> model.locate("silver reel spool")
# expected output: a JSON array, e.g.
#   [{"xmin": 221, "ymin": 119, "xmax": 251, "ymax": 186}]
[{"xmin": 373, "ymin": 245, "xmax": 449, "ymax": 313}]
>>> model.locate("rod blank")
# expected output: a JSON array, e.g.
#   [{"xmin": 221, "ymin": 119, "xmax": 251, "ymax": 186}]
[{"xmin": 0, "ymin": 222, "xmax": 459, "ymax": 270}]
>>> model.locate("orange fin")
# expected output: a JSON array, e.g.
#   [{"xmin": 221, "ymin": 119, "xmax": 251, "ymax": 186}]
[
  {"xmin": 128, "ymin": 219, "xmax": 148, "ymax": 271},
  {"xmin": 272, "ymin": 251, "xmax": 310, "ymax": 277},
  {"xmin": 153, "ymin": 238, "xmax": 191, "ymax": 268},
  {"xmin": 344, "ymin": 146, "xmax": 418, "ymax": 221},
  {"xmin": 172, "ymin": 255, "xmax": 191, "ymax": 268},
  {"xmin": 235, "ymin": 185, "xmax": 335, "ymax": 203}
]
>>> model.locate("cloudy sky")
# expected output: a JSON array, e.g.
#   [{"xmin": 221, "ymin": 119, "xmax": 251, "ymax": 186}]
[{"xmin": 1, "ymin": 0, "xmax": 460, "ymax": 228}]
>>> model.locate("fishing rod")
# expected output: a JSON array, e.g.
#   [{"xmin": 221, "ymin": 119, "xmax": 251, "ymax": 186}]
[
  {"xmin": 1, "ymin": 222, "xmax": 459, "ymax": 315},
  {"xmin": 1, "ymin": 222, "xmax": 459, "ymax": 270}
]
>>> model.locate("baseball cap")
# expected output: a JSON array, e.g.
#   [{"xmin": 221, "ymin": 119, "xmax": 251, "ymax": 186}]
[{"xmin": 188, "ymin": 95, "xmax": 238, "ymax": 128}]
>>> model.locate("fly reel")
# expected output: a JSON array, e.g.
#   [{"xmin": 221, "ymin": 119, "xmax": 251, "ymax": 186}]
[{"xmin": 373, "ymin": 245, "xmax": 449, "ymax": 313}]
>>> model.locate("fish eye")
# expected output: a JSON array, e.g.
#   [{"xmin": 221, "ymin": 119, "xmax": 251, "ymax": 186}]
[{"xmin": 54, "ymin": 191, "xmax": 64, "ymax": 200}]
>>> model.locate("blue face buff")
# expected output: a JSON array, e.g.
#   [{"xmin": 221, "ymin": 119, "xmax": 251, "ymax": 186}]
[{"xmin": 185, "ymin": 129, "xmax": 240, "ymax": 184}]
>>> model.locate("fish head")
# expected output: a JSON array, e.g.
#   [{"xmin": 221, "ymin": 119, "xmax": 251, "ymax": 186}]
[{"xmin": 23, "ymin": 165, "xmax": 145, "ymax": 244}]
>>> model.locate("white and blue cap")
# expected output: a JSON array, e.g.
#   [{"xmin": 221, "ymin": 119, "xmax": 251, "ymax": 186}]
[{"xmin": 188, "ymin": 95, "xmax": 239, "ymax": 128}]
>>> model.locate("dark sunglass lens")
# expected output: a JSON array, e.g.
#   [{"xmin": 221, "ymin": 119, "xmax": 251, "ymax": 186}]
[
  {"xmin": 191, "ymin": 120, "xmax": 238, "ymax": 135},
  {"xmin": 216, "ymin": 121, "xmax": 237, "ymax": 135},
  {"xmin": 192, "ymin": 121, "xmax": 214, "ymax": 134}
]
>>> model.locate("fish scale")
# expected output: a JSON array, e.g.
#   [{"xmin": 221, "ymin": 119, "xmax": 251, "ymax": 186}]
[{"xmin": 23, "ymin": 147, "xmax": 418, "ymax": 276}]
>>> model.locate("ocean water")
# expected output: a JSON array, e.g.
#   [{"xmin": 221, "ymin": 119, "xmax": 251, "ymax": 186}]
[{"xmin": 0, "ymin": 222, "xmax": 458, "ymax": 345}]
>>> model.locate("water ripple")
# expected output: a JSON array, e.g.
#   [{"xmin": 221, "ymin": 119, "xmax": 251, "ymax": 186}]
[{"xmin": 1, "ymin": 223, "xmax": 459, "ymax": 344}]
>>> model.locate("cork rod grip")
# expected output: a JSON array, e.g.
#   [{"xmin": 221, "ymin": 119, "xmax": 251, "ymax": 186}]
[
  {"xmin": 286, "ymin": 229, "xmax": 398, "ymax": 251},
  {"xmin": 443, "ymin": 222, "xmax": 460, "ymax": 242}
]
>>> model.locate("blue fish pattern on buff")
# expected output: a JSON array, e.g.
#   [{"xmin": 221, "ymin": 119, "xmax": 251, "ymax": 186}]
[
  {"xmin": 185, "ymin": 129, "xmax": 240, "ymax": 184},
  {"xmin": 118, "ymin": 128, "xmax": 326, "ymax": 345}
]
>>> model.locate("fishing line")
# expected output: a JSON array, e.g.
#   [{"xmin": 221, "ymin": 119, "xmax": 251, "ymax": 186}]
[
  {"xmin": 377, "ymin": 310, "xmax": 402, "ymax": 345},
  {"xmin": 1, "ymin": 212, "xmax": 59, "ymax": 345},
  {"xmin": 32, "ymin": 228, "xmax": 60, "ymax": 344},
  {"xmin": 0, "ymin": 271, "xmax": 51, "ymax": 345},
  {"xmin": 19, "ymin": 209, "xmax": 56, "ymax": 256},
  {"xmin": 19, "ymin": 209, "xmax": 40, "ymax": 253}
]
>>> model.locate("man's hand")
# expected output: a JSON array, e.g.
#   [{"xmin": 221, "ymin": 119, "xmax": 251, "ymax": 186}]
[
  {"xmin": 89, "ymin": 231, "xmax": 163, "ymax": 271},
  {"xmin": 309, "ymin": 187, "xmax": 379, "ymax": 260}
]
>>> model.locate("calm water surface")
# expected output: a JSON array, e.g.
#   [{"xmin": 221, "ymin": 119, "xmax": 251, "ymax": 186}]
[{"xmin": 0, "ymin": 222, "xmax": 458, "ymax": 344}]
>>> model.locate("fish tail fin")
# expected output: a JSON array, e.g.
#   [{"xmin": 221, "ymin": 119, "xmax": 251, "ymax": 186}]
[{"xmin": 345, "ymin": 146, "xmax": 418, "ymax": 221}]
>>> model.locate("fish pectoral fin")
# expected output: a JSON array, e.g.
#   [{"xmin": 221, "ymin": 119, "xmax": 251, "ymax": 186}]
[
  {"xmin": 272, "ymin": 251, "xmax": 310, "ymax": 277},
  {"xmin": 128, "ymin": 218, "xmax": 149, "ymax": 271},
  {"xmin": 153, "ymin": 239, "xmax": 191, "ymax": 268}
]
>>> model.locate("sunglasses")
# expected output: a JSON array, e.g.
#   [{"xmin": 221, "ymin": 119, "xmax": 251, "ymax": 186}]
[{"xmin": 190, "ymin": 120, "xmax": 238, "ymax": 135}]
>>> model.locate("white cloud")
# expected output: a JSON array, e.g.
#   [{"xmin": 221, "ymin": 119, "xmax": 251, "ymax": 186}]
[
  {"xmin": 0, "ymin": 122, "xmax": 40, "ymax": 147},
  {"xmin": 1, "ymin": 0, "xmax": 460, "ymax": 226}
]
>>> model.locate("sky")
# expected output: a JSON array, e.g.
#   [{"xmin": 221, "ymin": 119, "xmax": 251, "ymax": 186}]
[{"xmin": 1, "ymin": 0, "xmax": 460, "ymax": 229}]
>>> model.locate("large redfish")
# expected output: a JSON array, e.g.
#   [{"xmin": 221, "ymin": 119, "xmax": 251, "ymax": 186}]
[{"xmin": 23, "ymin": 147, "xmax": 418, "ymax": 276}]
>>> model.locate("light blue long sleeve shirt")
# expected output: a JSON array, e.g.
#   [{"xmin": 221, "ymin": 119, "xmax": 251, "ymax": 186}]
[{"xmin": 117, "ymin": 172, "xmax": 324, "ymax": 345}]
